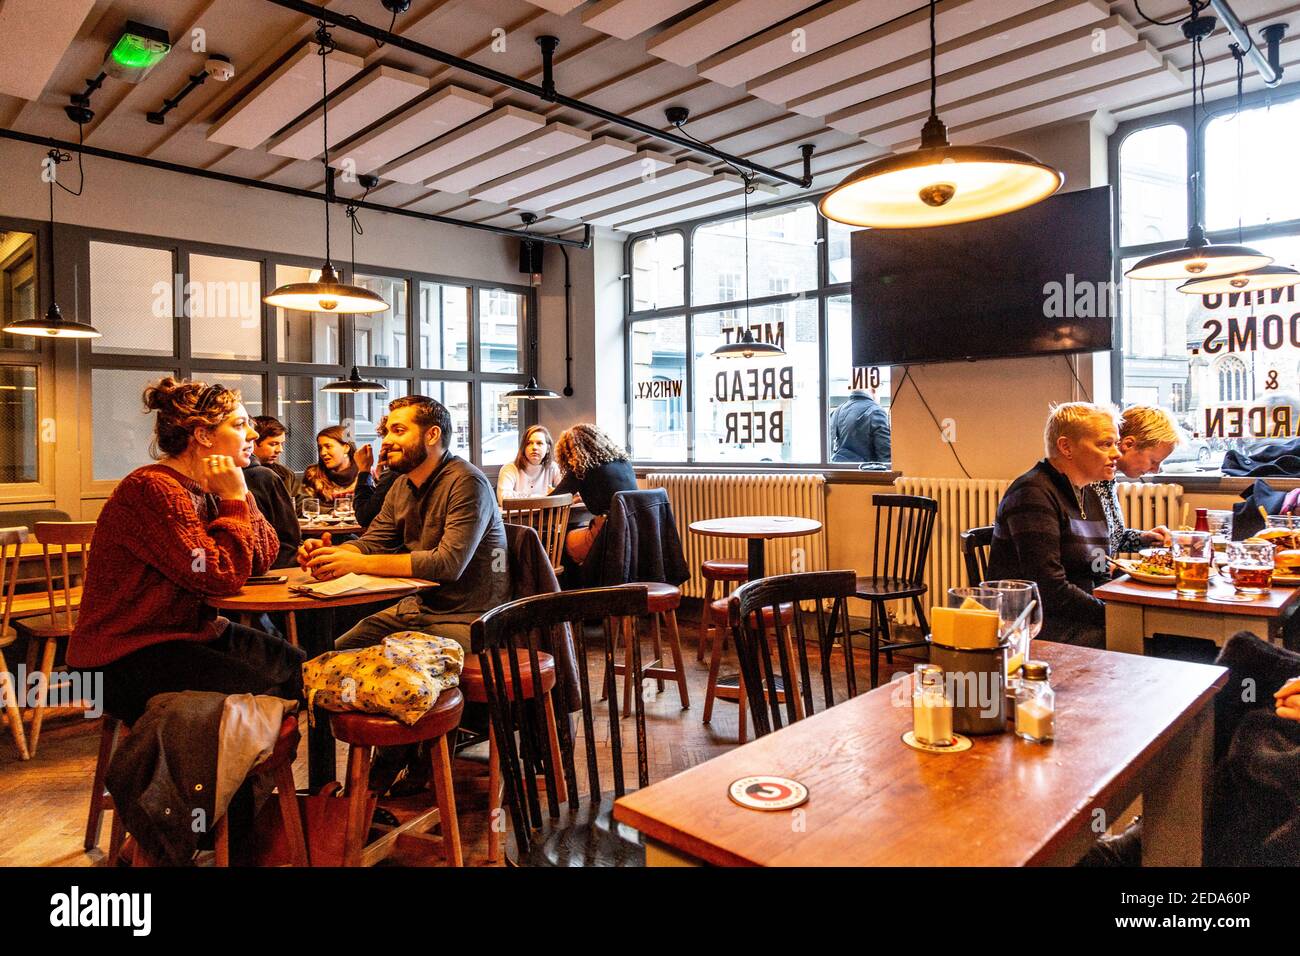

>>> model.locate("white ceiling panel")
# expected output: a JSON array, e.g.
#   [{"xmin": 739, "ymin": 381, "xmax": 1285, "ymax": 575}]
[
  {"xmin": 0, "ymin": 0, "xmax": 97, "ymax": 101},
  {"xmin": 522, "ymin": 0, "xmax": 587, "ymax": 13},
  {"xmin": 586, "ymin": 172, "xmax": 764, "ymax": 226},
  {"xmin": 580, "ymin": 0, "xmax": 701, "ymax": 40},
  {"xmin": 267, "ymin": 65, "xmax": 429, "ymax": 160},
  {"xmin": 328, "ymin": 85, "xmax": 493, "ymax": 175},
  {"xmin": 546, "ymin": 160, "xmax": 715, "ymax": 219},
  {"xmin": 378, "ymin": 105, "xmax": 546, "ymax": 185},
  {"xmin": 612, "ymin": 180, "xmax": 781, "ymax": 231},
  {"xmin": 470, "ymin": 136, "xmax": 639, "ymax": 203},
  {"xmin": 511, "ymin": 149, "xmax": 675, "ymax": 212},
  {"xmin": 207, "ymin": 41, "xmax": 364, "ymax": 150},
  {"xmin": 644, "ymin": 0, "xmax": 811, "ymax": 68},
  {"xmin": 425, "ymin": 122, "xmax": 591, "ymax": 194}
]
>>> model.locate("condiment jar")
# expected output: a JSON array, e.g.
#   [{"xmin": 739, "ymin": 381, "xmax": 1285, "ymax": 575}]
[
  {"xmin": 913, "ymin": 663, "xmax": 955, "ymax": 746},
  {"xmin": 1014, "ymin": 660, "xmax": 1055, "ymax": 743}
]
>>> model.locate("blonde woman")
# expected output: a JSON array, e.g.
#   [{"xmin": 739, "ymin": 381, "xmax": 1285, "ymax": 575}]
[
  {"xmin": 497, "ymin": 425, "xmax": 563, "ymax": 503},
  {"xmin": 1094, "ymin": 405, "xmax": 1180, "ymax": 554},
  {"xmin": 553, "ymin": 423, "xmax": 637, "ymax": 564}
]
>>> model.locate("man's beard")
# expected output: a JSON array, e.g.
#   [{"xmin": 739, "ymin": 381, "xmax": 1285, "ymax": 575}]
[{"xmin": 387, "ymin": 440, "xmax": 429, "ymax": 474}]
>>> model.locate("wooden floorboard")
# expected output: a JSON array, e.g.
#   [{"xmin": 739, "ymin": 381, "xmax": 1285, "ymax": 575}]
[{"xmin": 0, "ymin": 605, "xmax": 922, "ymax": 867}]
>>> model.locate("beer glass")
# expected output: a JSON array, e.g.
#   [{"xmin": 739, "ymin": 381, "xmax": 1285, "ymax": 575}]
[{"xmin": 1171, "ymin": 530, "xmax": 1212, "ymax": 596}]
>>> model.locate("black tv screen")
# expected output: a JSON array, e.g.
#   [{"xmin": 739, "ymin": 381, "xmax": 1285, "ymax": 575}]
[{"xmin": 850, "ymin": 185, "xmax": 1114, "ymax": 366}]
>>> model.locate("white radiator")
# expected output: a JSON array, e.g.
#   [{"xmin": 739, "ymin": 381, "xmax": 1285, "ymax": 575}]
[
  {"xmin": 890, "ymin": 477, "xmax": 1184, "ymax": 626},
  {"xmin": 644, "ymin": 472, "xmax": 828, "ymax": 599}
]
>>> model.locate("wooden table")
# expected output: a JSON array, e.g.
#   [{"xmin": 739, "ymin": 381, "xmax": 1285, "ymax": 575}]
[
  {"xmin": 1096, "ymin": 574, "xmax": 1300, "ymax": 654},
  {"xmin": 688, "ymin": 515, "xmax": 823, "ymax": 580},
  {"xmin": 613, "ymin": 643, "xmax": 1227, "ymax": 867},
  {"xmin": 207, "ymin": 568, "xmax": 435, "ymax": 789},
  {"xmin": 300, "ymin": 521, "xmax": 364, "ymax": 537}
]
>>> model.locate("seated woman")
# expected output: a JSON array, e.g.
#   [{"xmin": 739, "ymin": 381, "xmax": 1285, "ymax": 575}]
[
  {"xmin": 497, "ymin": 424, "xmax": 563, "ymax": 503},
  {"xmin": 985, "ymin": 402, "xmax": 1119, "ymax": 648},
  {"xmin": 67, "ymin": 377, "xmax": 305, "ymax": 726},
  {"xmin": 1094, "ymin": 405, "xmax": 1178, "ymax": 555},
  {"xmin": 553, "ymin": 423, "xmax": 637, "ymax": 564},
  {"xmin": 301, "ymin": 424, "xmax": 358, "ymax": 506}
]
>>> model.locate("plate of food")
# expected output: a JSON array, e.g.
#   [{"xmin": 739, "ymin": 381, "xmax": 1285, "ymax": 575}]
[{"xmin": 1113, "ymin": 550, "xmax": 1177, "ymax": 586}]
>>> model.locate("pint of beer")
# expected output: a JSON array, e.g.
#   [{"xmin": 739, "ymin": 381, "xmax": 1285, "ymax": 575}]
[{"xmin": 1172, "ymin": 530, "xmax": 1212, "ymax": 596}]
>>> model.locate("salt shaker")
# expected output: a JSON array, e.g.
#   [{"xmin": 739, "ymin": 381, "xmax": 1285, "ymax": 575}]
[
  {"xmin": 913, "ymin": 663, "xmax": 954, "ymax": 746},
  {"xmin": 1014, "ymin": 660, "xmax": 1055, "ymax": 743}
]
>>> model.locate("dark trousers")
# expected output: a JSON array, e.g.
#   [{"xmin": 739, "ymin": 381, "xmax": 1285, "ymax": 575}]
[{"xmin": 100, "ymin": 622, "xmax": 306, "ymax": 727}]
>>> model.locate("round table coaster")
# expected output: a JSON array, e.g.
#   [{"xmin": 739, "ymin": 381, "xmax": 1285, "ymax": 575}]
[
  {"xmin": 727, "ymin": 775, "xmax": 810, "ymax": 811},
  {"xmin": 902, "ymin": 730, "xmax": 972, "ymax": 754}
]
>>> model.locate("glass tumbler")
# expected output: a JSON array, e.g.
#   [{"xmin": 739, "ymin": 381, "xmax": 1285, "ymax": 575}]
[{"xmin": 1171, "ymin": 530, "xmax": 1213, "ymax": 596}]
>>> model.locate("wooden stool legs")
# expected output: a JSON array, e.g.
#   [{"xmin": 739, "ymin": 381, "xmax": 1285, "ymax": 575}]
[
  {"xmin": 0, "ymin": 648, "xmax": 28, "ymax": 760},
  {"xmin": 486, "ymin": 690, "xmax": 564, "ymax": 865},
  {"xmin": 609, "ymin": 612, "xmax": 690, "ymax": 717},
  {"xmin": 702, "ymin": 617, "xmax": 747, "ymax": 744},
  {"xmin": 85, "ymin": 717, "xmax": 126, "ymax": 863}
]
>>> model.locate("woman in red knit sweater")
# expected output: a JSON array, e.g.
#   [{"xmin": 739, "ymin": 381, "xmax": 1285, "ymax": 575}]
[{"xmin": 69, "ymin": 378, "xmax": 305, "ymax": 725}]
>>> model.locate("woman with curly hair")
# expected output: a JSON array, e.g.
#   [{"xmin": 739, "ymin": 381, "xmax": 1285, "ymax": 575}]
[
  {"xmin": 301, "ymin": 423, "xmax": 359, "ymax": 506},
  {"xmin": 68, "ymin": 377, "xmax": 304, "ymax": 725},
  {"xmin": 553, "ymin": 423, "xmax": 637, "ymax": 563}
]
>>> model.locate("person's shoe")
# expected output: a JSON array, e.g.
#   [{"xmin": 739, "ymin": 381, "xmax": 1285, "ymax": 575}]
[{"xmin": 1078, "ymin": 817, "xmax": 1142, "ymax": 867}]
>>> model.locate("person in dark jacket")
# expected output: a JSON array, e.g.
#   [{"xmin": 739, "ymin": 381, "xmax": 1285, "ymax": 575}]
[
  {"xmin": 243, "ymin": 452, "xmax": 300, "ymax": 569},
  {"xmin": 830, "ymin": 390, "xmax": 891, "ymax": 465},
  {"xmin": 251, "ymin": 415, "xmax": 301, "ymax": 502},
  {"xmin": 354, "ymin": 415, "xmax": 399, "ymax": 528},
  {"xmin": 985, "ymin": 403, "xmax": 1120, "ymax": 647},
  {"xmin": 552, "ymin": 423, "xmax": 638, "ymax": 565}
]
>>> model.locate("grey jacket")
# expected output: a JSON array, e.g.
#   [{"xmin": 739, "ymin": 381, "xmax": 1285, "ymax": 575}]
[{"xmin": 353, "ymin": 451, "xmax": 509, "ymax": 617}]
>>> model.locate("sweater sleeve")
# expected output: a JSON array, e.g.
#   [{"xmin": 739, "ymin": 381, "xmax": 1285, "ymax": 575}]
[
  {"xmin": 1000, "ymin": 484, "xmax": 1105, "ymax": 627},
  {"xmin": 118, "ymin": 475, "xmax": 261, "ymax": 596},
  {"xmin": 496, "ymin": 463, "xmax": 519, "ymax": 503}
]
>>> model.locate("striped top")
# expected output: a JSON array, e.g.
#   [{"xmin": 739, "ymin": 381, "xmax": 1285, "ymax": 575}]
[{"xmin": 1093, "ymin": 478, "xmax": 1147, "ymax": 556}]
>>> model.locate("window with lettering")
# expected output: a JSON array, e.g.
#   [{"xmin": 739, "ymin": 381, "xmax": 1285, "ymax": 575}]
[
  {"xmin": 1115, "ymin": 93, "xmax": 1300, "ymax": 472},
  {"xmin": 625, "ymin": 200, "xmax": 890, "ymax": 466}
]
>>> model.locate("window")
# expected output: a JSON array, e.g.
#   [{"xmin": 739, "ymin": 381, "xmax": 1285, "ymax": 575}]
[
  {"xmin": 630, "ymin": 233, "xmax": 683, "ymax": 311},
  {"xmin": 188, "ymin": 254, "xmax": 261, "ymax": 361},
  {"xmin": 1114, "ymin": 92, "xmax": 1300, "ymax": 470},
  {"xmin": 274, "ymin": 264, "xmax": 340, "ymax": 365},
  {"xmin": 480, "ymin": 382, "xmax": 520, "ymax": 466},
  {"xmin": 0, "ymin": 364, "xmax": 38, "ymax": 483},
  {"xmin": 418, "ymin": 379, "xmax": 470, "ymax": 456},
  {"xmin": 92, "ymin": 367, "xmax": 174, "ymax": 480},
  {"xmin": 418, "ymin": 282, "xmax": 469, "ymax": 370},
  {"xmin": 353, "ymin": 274, "xmax": 408, "ymax": 368},
  {"xmin": 624, "ymin": 199, "xmax": 887, "ymax": 466},
  {"xmin": 479, "ymin": 289, "xmax": 522, "ymax": 373},
  {"xmin": 0, "ymin": 230, "xmax": 37, "ymax": 352},
  {"xmin": 276, "ymin": 375, "xmax": 339, "ymax": 473},
  {"xmin": 90, "ymin": 241, "xmax": 174, "ymax": 356}
]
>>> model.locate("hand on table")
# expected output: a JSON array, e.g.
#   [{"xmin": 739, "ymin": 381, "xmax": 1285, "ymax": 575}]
[
  {"xmin": 307, "ymin": 546, "xmax": 368, "ymax": 580},
  {"xmin": 297, "ymin": 532, "xmax": 332, "ymax": 571},
  {"xmin": 202, "ymin": 455, "xmax": 248, "ymax": 500},
  {"xmin": 1275, "ymin": 676, "xmax": 1300, "ymax": 721},
  {"xmin": 1282, "ymin": 488, "xmax": 1300, "ymax": 515},
  {"xmin": 1142, "ymin": 526, "xmax": 1172, "ymax": 547}
]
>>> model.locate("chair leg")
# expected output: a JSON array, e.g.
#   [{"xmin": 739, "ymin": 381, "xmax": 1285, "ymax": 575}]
[
  {"xmin": 85, "ymin": 717, "xmax": 119, "ymax": 850},
  {"xmin": 663, "ymin": 610, "xmax": 690, "ymax": 709},
  {"xmin": 26, "ymin": 637, "xmax": 56, "ymax": 756},
  {"xmin": 698, "ymin": 579, "xmax": 715, "ymax": 662},
  {"xmin": 487, "ymin": 723, "xmax": 502, "ymax": 865},
  {"xmin": 869, "ymin": 601, "xmax": 880, "ymax": 689},
  {"xmin": 702, "ymin": 614, "xmax": 726, "ymax": 724},
  {"xmin": 428, "ymin": 734, "xmax": 462, "ymax": 867},
  {"xmin": 650, "ymin": 613, "xmax": 665, "ymax": 693},
  {"xmin": 621, "ymin": 617, "xmax": 635, "ymax": 719},
  {"xmin": 286, "ymin": 612, "xmax": 300, "ymax": 650},
  {"xmin": 880, "ymin": 607, "xmax": 896, "ymax": 668},
  {"xmin": 342, "ymin": 744, "xmax": 373, "ymax": 867},
  {"xmin": 737, "ymin": 672, "xmax": 748, "ymax": 745},
  {"xmin": 274, "ymin": 761, "xmax": 309, "ymax": 867},
  {"xmin": 0, "ymin": 649, "xmax": 30, "ymax": 760},
  {"xmin": 542, "ymin": 690, "xmax": 566, "ymax": 803},
  {"xmin": 108, "ymin": 810, "xmax": 126, "ymax": 866},
  {"xmin": 912, "ymin": 596, "xmax": 929, "ymax": 636}
]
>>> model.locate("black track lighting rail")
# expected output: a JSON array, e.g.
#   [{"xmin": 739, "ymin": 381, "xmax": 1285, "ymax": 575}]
[
  {"xmin": 0, "ymin": 127, "xmax": 591, "ymax": 248},
  {"xmin": 261, "ymin": 0, "xmax": 815, "ymax": 189}
]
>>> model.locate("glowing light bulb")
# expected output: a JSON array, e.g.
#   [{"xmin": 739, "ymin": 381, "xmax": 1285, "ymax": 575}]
[{"xmin": 919, "ymin": 182, "xmax": 956, "ymax": 207}]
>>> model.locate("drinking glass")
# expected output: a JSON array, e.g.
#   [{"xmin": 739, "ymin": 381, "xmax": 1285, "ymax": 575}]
[
  {"xmin": 1265, "ymin": 515, "xmax": 1300, "ymax": 531},
  {"xmin": 1226, "ymin": 540, "xmax": 1274, "ymax": 595},
  {"xmin": 946, "ymin": 586, "xmax": 1002, "ymax": 615},
  {"xmin": 1206, "ymin": 509, "xmax": 1233, "ymax": 549},
  {"xmin": 333, "ymin": 493, "xmax": 354, "ymax": 520},
  {"xmin": 980, "ymin": 579, "xmax": 1039, "ymax": 679},
  {"xmin": 1171, "ymin": 530, "xmax": 1212, "ymax": 595},
  {"xmin": 302, "ymin": 499, "xmax": 320, "ymax": 523}
]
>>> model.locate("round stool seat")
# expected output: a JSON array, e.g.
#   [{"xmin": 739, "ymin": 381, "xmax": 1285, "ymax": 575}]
[
  {"xmin": 701, "ymin": 559, "xmax": 748, "ymax": 583},
  {"xmin": 460, "ymin": 650, "xmax": 556, "ymax": 703},
  {"xmin": 640, "ymin": 581, "xmax": 682, "ymax": 613},
  {"xmin": 710, "ymin": 597, "xmax": 795, "ymax": 626},
  {"xmin": 328, "ymin": 689, "xmax": 464, "ymax": 747}
]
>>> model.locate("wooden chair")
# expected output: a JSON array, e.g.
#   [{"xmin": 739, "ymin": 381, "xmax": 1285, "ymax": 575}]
[
  {"xmin": 1, "ymin": 528, "xmax": 31, "ymax": 760},
  {"xmin": 697, "ymin": 558, "xmax": 747, "ymax": 662},
  {"xmin": 730, "ymin": 570, "xmax": 860, "ymax": 739},
  {"xmin": 14, "ymin": 520, "xmax": 95, "ymax": 755},
  {"xmin": 501, "ymin": 494, "xmax": 573, "ymax": 575},
  {"xmin": 472, "ymin": 584, "xmax": 650, "ymax": 867},
  {"xmin": 703, "ymin": 594, "xmax": 794, "ymax": 744},
  {"xmin": 853, "ymin": 495, "xmax": 937, "ymax": 689},
  {"xmin": 962, "ymin": 525, "xmax": 995, "ymax": 586}
]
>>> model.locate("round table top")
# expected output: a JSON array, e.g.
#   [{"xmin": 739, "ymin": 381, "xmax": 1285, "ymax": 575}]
[
  {"xmin": 689, "ymin": 516, "xmax": 823, "ymax": 539},
  {"xmin": 206, "ymin": 568, "xmax": 434, "ymax": 612},
  {"xmin": 300, "ymin": 520, "xmax": 363, "ymax": 537}
]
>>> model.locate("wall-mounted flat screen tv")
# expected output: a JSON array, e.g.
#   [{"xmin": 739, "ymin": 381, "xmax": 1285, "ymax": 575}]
[{"xmin": 850, "ymin": 185, "xmax": 1114, "ymax": 366}]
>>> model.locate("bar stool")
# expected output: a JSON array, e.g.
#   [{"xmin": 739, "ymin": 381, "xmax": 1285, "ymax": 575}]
[
  {"xmin": 213, "ymin": 712, "xmax": 307, "ymax": 866},
  {"xmin": 328, "ymin": 690, "xmax": 465, "ymax": 867},
  {"xmin": 459, "ymin": 648, "xmax": 565, "ymax": 865},
  {"xmin": 85, "ymin": 716, "xmax": 127, "ymax": 864},
  {"xmin": 698, "ymin": 558, "xmax": 747, "ymax": 662},
  {"xmin": 608, "ymin": 582, "xmax": 690, "ymax": 717},
  {"xmin": 703, "ymin": 598, "xmax": 795, "ymax": 744}
]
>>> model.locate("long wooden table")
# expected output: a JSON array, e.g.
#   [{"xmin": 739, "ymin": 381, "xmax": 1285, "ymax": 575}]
[
  {"xmin": 1096, "ymin": 574, "xmax": 1300, "ymax": 654},
  {"xmin": 613, "ymin": 643, "xmax": 1227, "ymax": 866}
]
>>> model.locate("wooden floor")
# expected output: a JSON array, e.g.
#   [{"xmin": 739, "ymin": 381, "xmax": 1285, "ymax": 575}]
[{"xmin": 0, "ymin": 603, "xmax": 921, "ymax": 867}]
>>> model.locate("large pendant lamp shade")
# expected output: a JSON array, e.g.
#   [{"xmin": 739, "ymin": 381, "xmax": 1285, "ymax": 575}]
[
  {"xmin": 1177, "ymin": 264, "xmax": 1300, "ymax": 295},
  {"xmin": 320, "ymin": 366, "xmax": 386, "ymax": 393},
  {"xmin": 818, "ymin": 0, "xmax": 1062, "ymax": 229},
  {"xmin": 713, "ymin": 328, "xmax": 784, "ymax": 359},
  {"xmin": 505, "ymin": 377, "xmax": 560, "ymax": 399},
  {"xmin": 263, "ymin": 23, "xmax": 388, "ymax": 316}
]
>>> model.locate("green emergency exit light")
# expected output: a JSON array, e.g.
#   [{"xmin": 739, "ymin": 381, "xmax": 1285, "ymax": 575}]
[{"xmin": 104, "ymin": 21, "xmax": 171, "ymax": 83}]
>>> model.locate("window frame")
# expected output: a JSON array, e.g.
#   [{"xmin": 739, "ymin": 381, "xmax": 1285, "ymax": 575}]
[{"xmin": 624, "ymin": 194, "xmax": 879, "ymax": 469}]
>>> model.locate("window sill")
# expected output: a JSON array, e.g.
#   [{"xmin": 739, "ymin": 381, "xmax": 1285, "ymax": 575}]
[
  {"xmin": 1143, "ymin": 473, "xmax": 1300, "ymax": 495},
  {"xmin": 635, "ymin": 465, "xmax": 900, "ymax": 485}
]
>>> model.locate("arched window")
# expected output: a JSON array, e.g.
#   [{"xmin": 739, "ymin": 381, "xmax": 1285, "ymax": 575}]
[{"xmin": 1217, "ymin": 356, "xmax": 1249, "ymax": 403}]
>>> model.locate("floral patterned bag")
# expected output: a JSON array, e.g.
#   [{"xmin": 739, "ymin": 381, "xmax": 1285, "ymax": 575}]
[{"xmin": 302, "ymin": 632, "xmax": 463, "ymax": 726}]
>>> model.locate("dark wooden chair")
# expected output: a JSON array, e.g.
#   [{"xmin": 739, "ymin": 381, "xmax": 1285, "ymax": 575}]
[
  {"xmin": 853, "ymin": 494, "xmax": 938, "ymax": 688},
  {"xmin": 729, "ymin": 570, "xmax": 860, "ymax": 738},
  {"xmin": 961, "ymin": 525, "xmax": 995, "ymax": 586},
  {"xmin": 1, "ymin": 527, "xmax": 31, "ymax": 760},
  {"xmin": 471, "ymin": 584, "xmax": 650, "ymax": 867}
]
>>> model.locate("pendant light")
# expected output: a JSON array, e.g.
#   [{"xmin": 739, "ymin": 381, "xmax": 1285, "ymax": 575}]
[
  {"xmin": 263, "ymin": 24, "xmax": 388, "ymax": 315},
  {"xmin": 1126, "ymin": 7, "xmax": 1271, "ymax": 281},
  {"xmin": 320, "ymin": 366, "xmax": 386, "ymax": 393},
  {"xmin": 1176, "ymin": 42, "xmax": 1297, "ymax": 295},
  {"xmin": 4, "ymin": 150, "xmax": 100, "ymax": 338},
  {"xmin": 712, "ymin": 172, "xmax": 786, "ymax": 357},
  {"xmin": 505, "ymin": 376, "xmax": 560, "ymax": 399},
  {"xmin": 818, "ymin": 0, "xmax": 1063, "ymax": 229}
]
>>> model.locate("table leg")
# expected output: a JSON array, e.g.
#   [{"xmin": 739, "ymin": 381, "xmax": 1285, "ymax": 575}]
[
  {"xmin": 297, "ymin": 608, "xmax": 340, "ymax": 791},
  {"xmin": 746, "ymin": 537, "xmax": 766, "ymax": 581},
  {"xmin": 1142, "ymin": 705, "xmax": 1213, "ymax": 866},
  {"xmin": 1104, "ymin": 603, "xmax": 1146, "ymax": 655}
]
